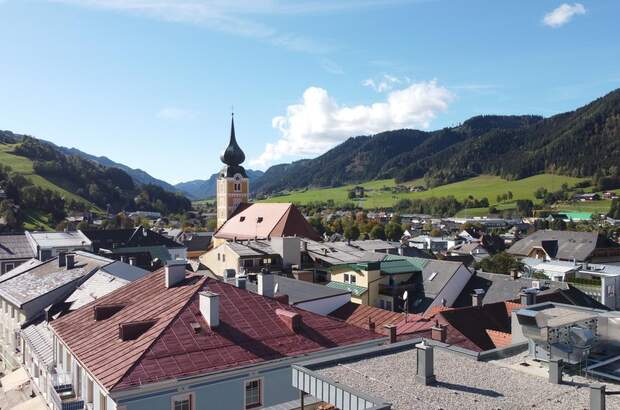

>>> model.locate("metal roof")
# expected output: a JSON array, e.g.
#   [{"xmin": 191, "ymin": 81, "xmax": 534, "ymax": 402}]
[
  {"xmin": 325, "ymin": 281, "xmax": 367, "ymax": 296},
  {"xmin": 27, "ymin": 230, "xmax": 91, "ymax": 248},
  {"xmin": 0, "ymin": 234, "xmax": 35, "ymax": 260},
  {"xmin": 244, "ymin": 275, "xmax": 350, "ymax": 304},
  {"xmin": 22, "ymin": 322, "xmax": 54, "ymax": 367},
  {"xmin": 507, "ymin": 230, "xmax": 601, "ymax": 261}
]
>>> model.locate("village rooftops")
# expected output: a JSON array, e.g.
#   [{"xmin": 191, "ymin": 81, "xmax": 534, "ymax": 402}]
[
  {"xmin": 25, "ymin": 230, "xmax": 92, "ymax": 250},
  {"xmin": 50, "ymin": 269, "xmax": 382, "ymax": 393},
  {"xmin": 507, "ymin": 229, "xmax": 619, "ymax": 262},
  {"xmin": 0, "ymin": 233, "xmax": 35, "ymax": 260},
  {"xmin": 243, "ymin": 275, "xmax": 350, "ymax": 305},
  {"xmin": 297, "ymin": 340, "xmax": 620, "ymax": 410},
  {"xmin": 0, "ymin": 251, "xmax": 111, "ymax": 307}
]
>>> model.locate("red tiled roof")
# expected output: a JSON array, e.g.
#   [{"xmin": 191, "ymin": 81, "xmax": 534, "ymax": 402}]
[
  {"xmin": 214, "ymin": 203, "xmax": 321, "ymax": 241},
  {"xmin": 52, "ymin": 270, "xmax": 381, "ymax": 392},
  {"xmin": 329, "ymin": 303, "xmax": 434, "ymax": 340},
  {"xmin": 485, "ymin": 329, "xmax": 512, "ymax": 348}
]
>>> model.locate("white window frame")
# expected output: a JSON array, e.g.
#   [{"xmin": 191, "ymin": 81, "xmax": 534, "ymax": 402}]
[
  {"xmin": 171, "ymin": 392, "xmax": 195, "ymax": 410},
  {"xmin": 244, "ymin": 377, "xmax": 264, "ymax": 409}
]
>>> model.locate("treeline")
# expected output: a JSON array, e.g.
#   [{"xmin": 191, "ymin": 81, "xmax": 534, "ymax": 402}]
[
  {"xmin": 14, "ymin": 137, "xmax": 191, "ymax": 214},
  {"xmin": 0, "ymin": 164, "xmax": 67, "ymax": 230},
  {"xmin": 253, "ymin": 89, "xmax": 620, "ymax": 194}
]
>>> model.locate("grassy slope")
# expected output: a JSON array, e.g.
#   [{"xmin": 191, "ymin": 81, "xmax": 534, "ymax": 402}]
[
  {"xmin": 261, "ymin": 174, "xmax": 586, "ymax": 210},
  {"xmin": 1, "ymin": 144, "xmax": 99, "ymax": 230}
]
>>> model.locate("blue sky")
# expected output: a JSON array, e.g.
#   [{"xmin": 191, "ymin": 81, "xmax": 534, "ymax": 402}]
[{"xmin": 0, "ymin": 1, "xmax": 619, "ymax": 184}]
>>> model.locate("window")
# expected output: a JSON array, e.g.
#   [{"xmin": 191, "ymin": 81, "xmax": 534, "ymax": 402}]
[
  {"xmin": 66, "ymin": 352, "xmax": 72, "ymax": 372},
  {"xmin": 171, "ymin": 393, "xmax": 194, "ymax": 410},
  {"xmin": 379, "ymin": 300, "xmax": 385, "ymax": 309},
  {"xmin": 245, "ymin": 379, "xmax": 262, "ymax": 409},
  {"xmin": 217, "ymin": 253, "xmax": 221, "ymax": 261},
  {"xmin": 4, "ymin": 263, "xmax": 14, "ymax": 274},
  {"xmin": 343, "ymin": 274, "xmax": 356, "ymax": 284},
  {"xmin": 87, "ymin": 378, "xmax": 94, "ymax": 404},
  {"xmin": 222, "ymin": 254, "xmax": 226, "ymax": 262},
  {"xmin": 58, "ymin": 345, "xmax": 63, "ymax": 366},
  {"xmin": 385, "ymin": 300, "xmax": 393, "ymax": 311}
]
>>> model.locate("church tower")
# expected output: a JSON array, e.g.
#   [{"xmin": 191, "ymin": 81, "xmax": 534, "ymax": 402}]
[{"xmin": 217, "ymin": 114, "xmax": 249, "ymax": 229}]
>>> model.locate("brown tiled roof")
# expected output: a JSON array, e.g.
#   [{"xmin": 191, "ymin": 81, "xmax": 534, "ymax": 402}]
[
  {"xmin": 485, "ymin": 329, "xmax": 512, "ymax": 348},
  {"xmin": 52, "ymin": 271, "xmax": 381, "ymax": 392},
  {"xmin": 214, "ymin": 203, "xmax": 321, "ymax": 241},
  {"xmin": 328, "ymin": 302, "xmax": 434, "ymax": 340}
]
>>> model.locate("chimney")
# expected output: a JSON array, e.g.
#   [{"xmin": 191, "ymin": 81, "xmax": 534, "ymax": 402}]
[
  {"xmin": 58, "ymin": 252, "xmax": 67, "ymax": 268},
  {"xmin": 520, "ymin": 289, "xmax": 537, "ymax": 306},
  {"xmin": 129, "ymin": 257, "xmax": 136, "ymax": 266},
  {"xmin": 276, "ymin": 309, "xmax": 302, "ymax": 332},
  {"xmin": 510, "ymin": 269, "xmax": 519, "ymax": 280},
  {"xmin": 368, "ymin": 317, "xmax": 376, "ymax": 332},
  {"xmin": 199, "ymin": 291, "xmax": 220, "ymax": 328},
  {"xmin": 431, "ymin": 322, "xmax": 447, "ymax": 343},
  {"xmin": 258, "ymin": 269, "xmax": 275, "ymax": 298},
  {"xmin": 274, "ymin": 294, "xmax": 290, "ymax": 305},
  {"xmin": 165, "ymin": 260, "xmax": 187, "ymax": 288},
  {"xmin": 384, "ymin": 324, "xmax": 397, "ymax": 344},
  {"xmin": 236, "ymin": 275, "xmax": 247, "ymax": 289},
  {"xmin": 66, "ymin": 254, "xmax": 76, "ymax": 270},
  {"xmin": 302, "ymin": 241, "xmax": 308, "ymax": 252},
  {"xmin": 471, "ymin": 289, "xmax": 485, "ymax": 307},
  {"xmin": 415, "ymin": 341, "xmax": 436, "ymax": 386}
]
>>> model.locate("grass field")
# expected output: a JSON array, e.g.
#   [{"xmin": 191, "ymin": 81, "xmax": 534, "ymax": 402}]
[
  {"xmin": 261, "ymin": 174, "xmax": 587, "ymax": 209},
  {"xmin": 0, "ymin": 144, "xmax": 93, "ymax": 206}
]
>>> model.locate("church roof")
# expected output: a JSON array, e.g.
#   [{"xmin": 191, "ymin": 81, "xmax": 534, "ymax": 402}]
[
  {"xmin": 220, "ymin": 115, "xmax": 246, "ymax": 167},
  {"xmin": 214, "ymin": 203, "xmax": 321, "ymax": 241}
]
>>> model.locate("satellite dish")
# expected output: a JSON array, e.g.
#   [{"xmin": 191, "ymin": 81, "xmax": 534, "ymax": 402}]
[
  {"xmin": 274, "ymin": 283, "xmax": 279, "ymax": 295},
  {"xmin": 403, "ymin": 290, "xmax": 408, "ymax": 300}
]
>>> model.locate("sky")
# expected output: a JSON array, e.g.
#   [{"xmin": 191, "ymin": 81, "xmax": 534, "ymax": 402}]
[{"xmin": 0, "ymin": 1, "xmax": 619, "ymax": 184}]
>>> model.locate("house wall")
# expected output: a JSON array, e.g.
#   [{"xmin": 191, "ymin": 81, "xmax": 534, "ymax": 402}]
[
  {"xmin": 425, "ymin": 264, "xmax": 472, "ymax": 313},
  {"xmin": 0, "ymin": 298, "xmax": 26, "ymax": 370},
  {"xmin": 294, "ymin": 293, "xmax": 350, "ymax": 316},
  {"xmin": 199, "ymin": 243, "xmax": 240, "ymax": 278}
]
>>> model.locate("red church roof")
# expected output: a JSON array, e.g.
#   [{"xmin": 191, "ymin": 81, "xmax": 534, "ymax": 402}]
[{"xmin": 214, "ymin": 203, "xmax": 321, "ymax": 241}]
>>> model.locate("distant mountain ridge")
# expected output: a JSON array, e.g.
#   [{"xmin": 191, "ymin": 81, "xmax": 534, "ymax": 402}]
[
  {"xmin": 175, "ymin": 169, "xmax": 264, "ymax": 200},
  {"xmin": 253, "ymin": 88, "xmax": 620, "ymax": 194}
]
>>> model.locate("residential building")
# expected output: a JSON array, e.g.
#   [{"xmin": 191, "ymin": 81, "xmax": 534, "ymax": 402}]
[
  {"xmin": 447, "ymin": 241, "xmax": 489, "ymax": 261},
  {"xmin": 25, "ymin": 231, "xmax": 92, "ymax": 261},
  {"xmin": 0, "ymin": 252, "xmax": 111, "ymax": 371},
  {"xmin": 326, "ymin": 255, "xmax": 472, "ymax": 315},
  {"xmin": 174, "ymin": 231, "xmax": 212, "ymax": 259},
  {"xmin": 0, "ymin": 233, "xmax": 35, "ymax": 275},
  {"xmin": 19, "ymin": 260, "xmax": 149, "ymax": 405},
  {"xmin": 83, "ymin": 226, "xmax": 187, "ymax": 270},
  {"xmin": 48, "ymin": 268, "xmax": 383, "ymax": 410},
  {"xmin": 200, "ymin": 237, "xmax": 301, "ymax": 278},
  {"xmin": 507, "ymin": 229, "xmax": 620, "ymax": 263}
]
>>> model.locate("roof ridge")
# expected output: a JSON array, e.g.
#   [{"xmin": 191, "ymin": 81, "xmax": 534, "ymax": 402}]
[{"xmin": 111, "ymin": 273, "xmax": 208, "ymax": 390}]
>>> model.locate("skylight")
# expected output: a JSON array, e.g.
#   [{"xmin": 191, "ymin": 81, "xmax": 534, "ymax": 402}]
[{"xmin": 428, "ymin": 272, "xmax": 438, "ymax": 281}]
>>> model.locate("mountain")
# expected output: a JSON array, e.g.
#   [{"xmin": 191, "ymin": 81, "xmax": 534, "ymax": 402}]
[
  {"xmin": 253, "ymin": 89, "xmax": 620, "ymax": 194},
  {"xmin": 175, "ymin": 169, "xmax": 264, "ymax": 200},
  {"xmin": 57, "ymin": 147, "xmax": 180, "ymax": 193}
]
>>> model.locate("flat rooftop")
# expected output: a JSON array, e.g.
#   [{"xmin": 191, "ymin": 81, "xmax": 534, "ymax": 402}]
[{"xmin": 312, "ymin": 347, "xmax": 620, "ymax": 410}]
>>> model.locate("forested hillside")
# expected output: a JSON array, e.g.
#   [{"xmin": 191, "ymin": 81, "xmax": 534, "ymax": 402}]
[{"xmin": 253, "ymin": 89, "xmax": 620, "ymax": 194}]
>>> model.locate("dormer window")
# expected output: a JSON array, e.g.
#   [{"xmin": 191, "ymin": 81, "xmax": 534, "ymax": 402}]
[
  {"xmin": 240, "ymin": 216, "xmax": 246, "ymax": 222},
  {"xmin": 257, "ymin": 217, "xmax": 264, "ymax": 223}
]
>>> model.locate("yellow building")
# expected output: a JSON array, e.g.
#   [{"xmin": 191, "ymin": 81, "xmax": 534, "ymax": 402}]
[{"xmin": 326, "ymin": 256, "xmax": 472, "ymax": 315}]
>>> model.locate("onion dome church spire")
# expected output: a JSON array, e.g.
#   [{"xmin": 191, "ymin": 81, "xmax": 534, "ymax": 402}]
[
  {"xmin": 220, "ymin": 114, "xmax": 246, "ymax": 166},
  {"xmin": 219, "ymin": 113, "xmax": 247, "ymax": 178}
]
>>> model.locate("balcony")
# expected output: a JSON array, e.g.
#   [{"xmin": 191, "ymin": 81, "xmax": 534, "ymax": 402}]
[{"xmin": 48, "ymin": 373, "xmax": 84, "ymax": 410}]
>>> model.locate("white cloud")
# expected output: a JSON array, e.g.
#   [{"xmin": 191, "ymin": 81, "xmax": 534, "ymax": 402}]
[
  {"xmin": 362, "ymin": 74, "xmax": 409, "ymax": 93},
  {"xmin": 543, "ymin": 3, "xmax": 586, "ymax": 28},
  {"xmin": 251, "ymin": 80, "xmax": 453, "ymax": 168},
  {"xmin": 157, "ymin": 107, "xmax": 193, "ymax": 120}
]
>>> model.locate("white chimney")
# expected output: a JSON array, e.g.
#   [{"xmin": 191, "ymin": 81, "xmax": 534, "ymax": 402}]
[
  {"xmin": 165, "ymin": 260, "xmax": 186, "ymax": 288},
  {"xmin": 258, "ymin": 270, "xmax": 275, "ymax": 298},
  {"xmin": 199, "ymin": 291, "xmax": 219, "ymax": 328}
]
